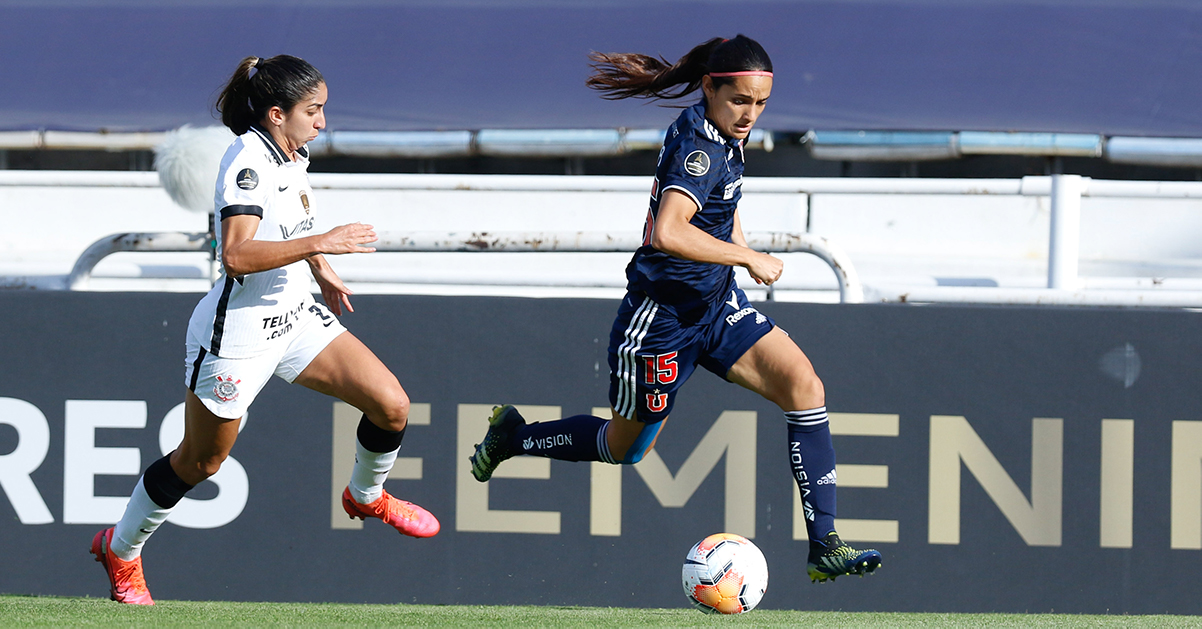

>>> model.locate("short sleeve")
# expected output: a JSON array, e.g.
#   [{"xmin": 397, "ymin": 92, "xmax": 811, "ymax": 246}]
[
  {"xmin": 658, "ymin": 139, "xmax": 724, "ymax": 210},
  {"xmin": 217, "ymin": 156, "xmax": 269, "ymax": 220}
]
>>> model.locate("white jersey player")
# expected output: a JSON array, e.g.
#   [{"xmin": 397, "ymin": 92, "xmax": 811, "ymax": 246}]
[{"xmin": 90, "ymin": 55, "xmax": 440, "ymax": 606}]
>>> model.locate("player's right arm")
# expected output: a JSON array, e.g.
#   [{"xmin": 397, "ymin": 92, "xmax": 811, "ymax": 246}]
[
  {"xmin": 651, "ymin": 189, "xmax": 783, "ymax": 285},
  {"xmin": 221, "ymin": 216, "xmax": 376, "ymax": 278}
]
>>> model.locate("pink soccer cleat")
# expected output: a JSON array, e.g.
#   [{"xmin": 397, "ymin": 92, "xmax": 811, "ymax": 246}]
[
  {"xmin": 90, "ymin": 527, "xmax": 154, "ymax": 605},
  {"xmin": 341, "ymin": 487, "xmax": 440, "ymax": 538}
]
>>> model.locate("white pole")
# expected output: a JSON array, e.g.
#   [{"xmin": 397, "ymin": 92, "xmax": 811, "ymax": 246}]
[{"xmin": 1048, "ymin": 174, "xmax": 1082, "ymax": 289}]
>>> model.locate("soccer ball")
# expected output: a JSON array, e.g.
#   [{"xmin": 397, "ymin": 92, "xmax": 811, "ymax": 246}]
[{"xmin": 681, "ymin": 533, "xmax": 769, "ymax": 614}]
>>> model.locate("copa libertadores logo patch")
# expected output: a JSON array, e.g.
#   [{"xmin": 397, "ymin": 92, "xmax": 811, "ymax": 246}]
[
  {"xmin": 684, "ymin": 150, "xmax": 710, "ymax": 176},
  {"xmin": 236, "ymin": 168, "xmax": 259, "ymax": 190},
  {"xmin": 682, "ymin": 149, "xmax": 706, "ymax": 175}
]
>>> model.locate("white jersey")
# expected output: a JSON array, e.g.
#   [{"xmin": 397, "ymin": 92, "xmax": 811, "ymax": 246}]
[{"xmin": 186, "ymin": 125, "xmax": 320, "ymax": 359}]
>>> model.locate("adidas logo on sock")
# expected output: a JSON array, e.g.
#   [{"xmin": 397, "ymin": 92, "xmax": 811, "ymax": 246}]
[{"xmin": 816, "ymin": 470, "xmax": 837, "ymax": 485}]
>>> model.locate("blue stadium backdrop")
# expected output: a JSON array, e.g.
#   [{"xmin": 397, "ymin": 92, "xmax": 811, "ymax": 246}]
[{"xmin": 1, "ymin": 292, "xmax": 1201, "ymax": 614}]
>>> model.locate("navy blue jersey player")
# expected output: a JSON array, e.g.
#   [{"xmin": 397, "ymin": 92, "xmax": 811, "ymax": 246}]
[{"xmin": 469, "ymin": 35, "xmax": 881, "ymax": 584}]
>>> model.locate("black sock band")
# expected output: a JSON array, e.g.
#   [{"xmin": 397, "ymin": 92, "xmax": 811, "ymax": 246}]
[
  {"xmin": 143, "ymin": 454, "xmax": 195, "ymax": 509},
  {"xmin": 357, "ymin": 414, "xmax": 405, "ymax": 453}
]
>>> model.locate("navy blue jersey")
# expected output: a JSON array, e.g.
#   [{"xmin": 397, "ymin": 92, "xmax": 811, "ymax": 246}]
[{"xmin": 626, "ymin": 100, "xmax": 746, "ymax": 324}]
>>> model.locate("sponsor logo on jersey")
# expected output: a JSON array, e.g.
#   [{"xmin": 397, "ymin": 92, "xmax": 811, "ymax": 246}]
[
  {"xmin": 684, "ymin": 150, "xmax": 710, "ymax": 176},
  {"xmin": 723, "ymin": 177, "xmax": 744, "ymax": 200},
  {"xmin": 236, "ymin": 168, "xmax": 258, "ymax": 190},
  {"xmin": 280, "ymin": 217, "xmax": 315, "ymax": 240},
  {"xmin": 213, "ymin": 375, "xmax": 241, "ymax": 402},
  {"xmin": 300, "ymin": 191, "xmax": 310, "ymax": 214},
  {"xmin": 262, "ymin": 302, "xmax": 307, "ymax": 340},
  {"xmin": 726, "ymin": 306, "xmax": 763, "ymax": 327},
  {"xmin": 725, "ymin": 290, "xmax": 740, "ymax": 310}
]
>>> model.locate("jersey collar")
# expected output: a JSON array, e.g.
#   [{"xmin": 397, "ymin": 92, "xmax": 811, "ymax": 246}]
[{"xmin": 249, "ymin": 123, "xmax": 291, "ymax": 165}]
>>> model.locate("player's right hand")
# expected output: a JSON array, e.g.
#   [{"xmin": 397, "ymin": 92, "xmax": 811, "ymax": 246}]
[
  {"xmin": 323, "ymin": 222, "xmax": 377, "ymax": 255},
  {"xmin": 745, "ymin": 251, "xmax": 783, "ymax": 286}
]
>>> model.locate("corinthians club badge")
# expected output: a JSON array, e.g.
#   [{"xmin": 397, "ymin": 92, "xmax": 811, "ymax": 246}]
[
  {"xmin": 300, "ymin": 191, "xmax": 310, "ymax": 214},
  {"xmin": 214, "ymin": 374, "xmax": 241, "ymax": 402}
]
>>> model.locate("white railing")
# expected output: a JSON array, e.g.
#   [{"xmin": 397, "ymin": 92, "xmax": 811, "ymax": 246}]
[
  {"xmin": 65, "ymin": 230, "xmax": 865, "ymax": 303},
  {"xmin": 15, "ymin": 172, "xmax": 1202, "ymax": 306}
]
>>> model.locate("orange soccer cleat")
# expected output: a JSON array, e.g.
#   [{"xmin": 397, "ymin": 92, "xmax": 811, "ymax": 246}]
[
  {"xmin": 90, "ymin": 527, "xmax": 154, "ymax": 605},
  {"xmin": 341, "ymin": 487, "xmax": 440, "ymax": 538}
]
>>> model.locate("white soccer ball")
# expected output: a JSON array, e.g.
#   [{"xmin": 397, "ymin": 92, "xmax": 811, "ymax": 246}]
[{"xmin": 681, "ymin": 533, "xmax": 769, "ymax": 614}]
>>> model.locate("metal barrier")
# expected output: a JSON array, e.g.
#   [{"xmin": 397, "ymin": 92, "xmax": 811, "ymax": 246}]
[
  {"xmin": 27, "ymin": 172, "xmax": 1202, "ymax": 306},
  {"xmin": 65, "ymin": 230, "xmax": 865, "ymax": 303}
]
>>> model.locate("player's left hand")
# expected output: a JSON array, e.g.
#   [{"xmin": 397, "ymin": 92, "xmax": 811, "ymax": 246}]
[{"xmin": 310, "ymin": 258, "xmax": 354, "ymax": 315}]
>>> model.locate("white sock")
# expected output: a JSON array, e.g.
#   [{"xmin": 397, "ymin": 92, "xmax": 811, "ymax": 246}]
[
  {"xmin": 348, "ymin": 441, "xmax": 398, "ymax": 504},
  {"xmin": 110, "ymin": 478, "xmax": 173, "ymax": 561}
]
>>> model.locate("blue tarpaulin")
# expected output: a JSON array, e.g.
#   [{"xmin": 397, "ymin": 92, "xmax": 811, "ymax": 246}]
[{"xmin": 3, "ymin": 0, "xmax": 1201, "ymax": 137}]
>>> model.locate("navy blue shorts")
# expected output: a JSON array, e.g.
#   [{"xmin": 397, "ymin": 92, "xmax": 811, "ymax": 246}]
[{"xmin": 607, "ymin": 287, "xmax": 775, "ymax": 422}]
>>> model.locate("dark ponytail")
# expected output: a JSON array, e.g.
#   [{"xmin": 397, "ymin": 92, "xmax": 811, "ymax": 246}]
[
  {"xmin": 587, "ymin": 35, "xmax": 772, "ymax": 101},
  {"xmin": 215, "ymin": 55, "xmax": 325, "ymax": 135}
]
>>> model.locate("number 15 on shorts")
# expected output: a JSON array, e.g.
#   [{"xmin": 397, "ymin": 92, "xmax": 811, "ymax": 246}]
[{"xmin": 643, "ymin": 351, "xmax": 679, "ymax": 384}]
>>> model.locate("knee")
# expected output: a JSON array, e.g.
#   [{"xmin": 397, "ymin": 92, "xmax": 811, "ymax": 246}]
[
  {"xmin": 801, "ymin": 373, "xmax": 825, "ymax": 405},
  {"xmin": 621, "ymin": 446, "xmax": 648, "ymax": 465},
  {"xmin": 172, "ymin": 451, "xmax": 227, "ymax": 485},
  {"xmin": 785, "ymin": 370, "xmax": 825, "ymax": 410},
  {"xmin": 612, "ymin": 420, "xmax": 661, "ymax": 464},
  {"xmin": 607, "ymin": 430, "xmax": 641, "ymax": 465},
  {"xmin": 375, "ymin": 387, "xmax": 410, "ymax": 432},
  {"xmin": 195, "ymin": 454, "xmax": 226, "ymax": 480}
]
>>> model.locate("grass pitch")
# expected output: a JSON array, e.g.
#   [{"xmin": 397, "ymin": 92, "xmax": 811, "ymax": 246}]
[{"xmin": 1, "ymin": 596, "xmax": 1198, "ymax": 627}]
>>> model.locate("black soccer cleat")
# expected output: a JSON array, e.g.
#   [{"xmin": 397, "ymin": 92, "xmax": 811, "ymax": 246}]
[
  {"xmin": 806, "ymin": 532, "xmax": 882, "ymax": 583},
  {"xmin": 468, "ymin": 405, "xmax": 526, "ymax": 482}
]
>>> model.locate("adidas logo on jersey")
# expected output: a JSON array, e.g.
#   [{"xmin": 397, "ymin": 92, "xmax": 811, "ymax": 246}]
[{"xmin": 816, "ymin": 470, "xmax": 837, "ymax": 485}]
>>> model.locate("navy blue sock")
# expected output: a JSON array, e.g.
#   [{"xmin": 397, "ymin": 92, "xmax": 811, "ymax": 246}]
[
  {"xmin": 786, "ymin": 407, "xmax": 837, "ymax": 541},
  {"xmin": 509, "ymin": 414, "xmax": 609, "ymax": 462}
]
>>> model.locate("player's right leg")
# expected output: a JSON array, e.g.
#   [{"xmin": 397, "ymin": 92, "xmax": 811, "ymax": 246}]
[
  {"xmin": 93, "ymin": 388, "xmax": 242, "ymax": 604},
  {"xmin": 727, "ymin": 325, "xmax": 882, "ymax": 583},
  {"xmin": 92, "ymin": 337, "xmax": 263, "ymax": 604}
]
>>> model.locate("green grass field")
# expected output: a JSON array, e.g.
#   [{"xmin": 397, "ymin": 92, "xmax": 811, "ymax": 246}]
[{"xmin": 1, "ymin": 596, "xmax": 1199, "ymax": 628}]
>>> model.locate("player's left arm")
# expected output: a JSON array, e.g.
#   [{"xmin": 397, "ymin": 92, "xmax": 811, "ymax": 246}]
[{"xmin": 307, "ymin": 254, "xmax": 355, "ymax": 316}]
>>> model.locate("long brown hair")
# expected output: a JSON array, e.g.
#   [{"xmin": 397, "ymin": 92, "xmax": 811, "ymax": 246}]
[
  {"xmin": 215, "ymin": 55, "xmax": 324, "ymax": 135},
  {"xmin": 586, "ymin": 35, "xmax": 772, "ymax": 101}
]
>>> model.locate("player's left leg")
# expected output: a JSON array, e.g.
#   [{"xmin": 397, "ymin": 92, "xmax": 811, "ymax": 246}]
[
  {"xmin": 293, "ymin": 329, "xmax": 439, "ymax": 538},
  {"xmin": 726, "ymin": 327, "xmax": 882, "ymax": 582},
  {"xmin": 469, "ymin": 292, "xmax": 688, "ymax": 481},
  {"xmin": 469, "ymin": 404, "xmax": 667, "ymax": 481}
]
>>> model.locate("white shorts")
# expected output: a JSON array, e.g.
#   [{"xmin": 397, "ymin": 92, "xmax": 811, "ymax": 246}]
[{"xmin": 184, "ymin": 301, "xmax": 347, "ymax": 419}]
